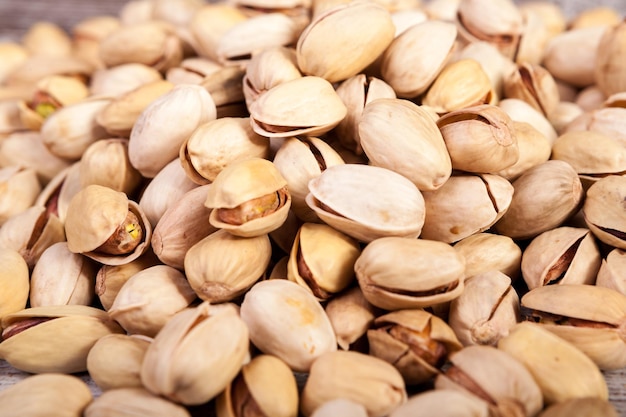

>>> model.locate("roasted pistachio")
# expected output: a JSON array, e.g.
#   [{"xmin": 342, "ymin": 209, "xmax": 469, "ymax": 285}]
[
  {"xmin": 452, "ymin": 232, "xmax": 522, "ymax": 281},
  {"xmin": 325, "ymin": 286, "xmax": 376, "ymax": 351},
  {"xmin": 583, "ymin": 175, "xmax": 626, "ymax": 250},
  {"xmin": 0, "ymin": 248, "xmax": 29, "ymax": 320},
  {"xmin": 84, "ymin": 387, "xmax": 191, "ymax": 417},
  {"xmin": 389, "ymin": 389, "xmax": 491, "ymax": 417}
]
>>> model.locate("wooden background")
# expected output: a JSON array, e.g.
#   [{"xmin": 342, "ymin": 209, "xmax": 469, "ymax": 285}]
[{"xmin": 1, "ymin": 0, "xmax": 626, "ymax": 414}]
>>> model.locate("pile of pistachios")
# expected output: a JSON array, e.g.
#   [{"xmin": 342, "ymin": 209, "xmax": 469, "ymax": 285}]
[{"xmin": 1, "ymin": 0, "xmax": 626, "ymax": 415}]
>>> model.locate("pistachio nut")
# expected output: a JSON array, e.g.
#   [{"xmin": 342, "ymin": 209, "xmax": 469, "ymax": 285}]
[
  {"xmin": 22, "ymin": 21, "xmax": 72, "ymax": 57},
  {"xmin": 189, "ymin": 3, "xmax": 248, "ymax": 61},
  {"xmin": 240, "ymin": 279, "xmax": 337, "ymax": 372},
  {"xmin": 448, "ymin": 271, "xmax": 520, "ymax": 346},
  {"xmin": 549, "ymin": 101, "xmax": 584, "ymax": 135},
  {"xmin": 389, "ymin": 389, "xmax": 491, "ymax": 417},
  {"xmin": 141, "ymin": 302, "xmax": 250, "ymax": 405},
  {"xmin": 503, "ymin": 63, "xmax": 560, "ymax": 118},
  {"xmin": 564, "ymin": 107, "xmax": 626, "ymax": 146},
  {"xmin": 455, "ymin": 41, "xmax": 516, "ymax": 98},
  {"xmin": 325, "ymin": 285, "xmax": 376, "ymax": 351},
  {"xmin": 420, "ymin": 173, "xmax": 514, "ymax": 244},
  {"xmin": 301, "ymin": 350, "xmax": 406, "ymax": 417},
  {"xmin": 35, "ymin": 162, "xmax": 81, "ymax": 223},
  {"xmin": 452, "ymin": 232, "xmax": 522, "ymax": 281},
  {"xmin": 310, "ymin": 399, "xmax": 368, "ymax": 417},
  {"xmin": 515, "ymin": 6, "xmax": 554, "ymax": 65},
  {"xmin": 4, "ymin": 55, "xmax": 91, "ymax": 90},
  {"xmin": 0, "ymin": 42, "xmax": 28, "ymax": 84},
  {"xmin": 574, "ymin": 85, "xmax": 606, "ymax": 112},
  {"xmin": 0, "ymin": 373, "xmax": 92, "ymax": 417},
  {"xmin": 494, "ymin": 160, "xmax": 584, "ymax": 240},
  {"xmin": 248, "ymin": 76, "xmax": 347, "ymax": 138},
  {"xmin": 0, "ymin": 305, "xmax": 124, "ymax": 373},
  {"xmin": 595, "ymin": 20, "xmax": 626, "ymax": 97},
  {"xmin": 296, "ymin": 1, "xmax": 395, "ymax": 83},
  {"xmin": 0, "ymin": 248, "xmax": 29, "ymax": 320},
  {"xmin": 596, "ymin": 248, "xmax": 626, "ymax": 295},
  {"xmin": 89, "ymin": 62, "xmax": 163, "ymax": 98},
  {"xmin": 520, "ymin": 227, "xmax": 601, "ymax": 289},
  {"xmin": 494, "ymin": 120, "xmax": 551, "ymax": 181},
  {"xmin": 108, "ymin": 265, "xmax": 197, "ymax": 337},
  {"xmin": 72, "ymin": 15, "xmax": 121, "ymax": 69},
  {"xmin": 498, "ymin": 98, "xmax": 557, "ymax": 145},
  {"xmin": 84, "ymin": 387, "xmax": 191, "ymax": 417},
  {"xmin": 0, "ymin": 99, "xmax": 25, "ymax": 133},
  {"xmin": 435, "ymin": 345, "xmax": 543, "ymax": 417},
  {"xmin": 166, "ymin": 57, "xmax": 221, "ymax": 85},
  {"xmin": 359, "ymin": 98, "xmax": 451, "ymax": 191},
  {"xmin": 216, "ymin": 354, "xmax": 299, "ymax": 417},
  {"xmin": 194, "ymin": 65, "xmax": 247, "ymax": 113},
  {"xmin": 29, "ymin": 242, "xmax": 97, "ymax": 307},
  {"xmin": 306, "ymin": 164, "xmax": 425, "ymax": 242},
  {"xmin": 368, "ymin": 309, "xmax": 462, "ymax": 385},
  {"xmin": 355, "ymin": 237, "xmax": 465, "ymax": 310},
  {"xmin": 497, "ymin": 322, "xmax": 608, "ymax": 404},
  {"xmin": 0, "ymin": 165, "xmax": 41, "ymax": 226},
  {"xmin": 437, "ymin": 104, "xmax": 519, "ymax": 174},
  {"xmin": 583, "ymin": 175, "xmax": 626, "ymax": 250},
  {"xmin": 538, "ymin": 397, "xmax": 618, "ymax": 417}
]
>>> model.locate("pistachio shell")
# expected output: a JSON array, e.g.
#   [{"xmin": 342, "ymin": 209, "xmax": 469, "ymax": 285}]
[
  {"xmin": 35, "ymin": 162, "xmax": 82, "ymax": 223},
  {"xmin": 498, "ymin": 98, "xmax": 557, "ymax": 145},
  {"xmin": 325, "ymin": 286, "xmax": 376, "ymax": 350},
  {"xmin": 583, "ymin": 175, "xmax": 626, "ymax": 250},
  {"xmin": 0, "ymin": 165, "xmax": 41, "ymax": 226},
  {"xmin": 243, "ymin": 46, "xmax": 301, "ymax": 108},
  {"xmin": 389, "ymin": 390, "xmax": 490, "ymax": 417},
  {"xmin": 84, "ymin": 387, "xmax": 190, "ymax": 417},
  {"xmin": 494, "ymin": 120, "xmax": 551, "ymax": 181},
  {"xmin": 0, "ymin": 248, "xmax": 29, "ymax": 319},
  {"xmin": 538, "ymin": 397, "xmax": 618, "ymax": 417},
  {"xmin": 595, "ymin": 21, "xmax": 626, "ymax": 97},
  {"xmin": 503, "ymin": 63, "xmax": 560, "ymax": 117},
  {"xmin": 452, "ymin": 232, "xmax": 522, "ymax": 281},
  {"xmin": 596, "ymin": 248, "xmax": 626, "ymax": 295},
  {"xmin": 311, "ymin": 399, "xmax": 368, "ymax": 417}
]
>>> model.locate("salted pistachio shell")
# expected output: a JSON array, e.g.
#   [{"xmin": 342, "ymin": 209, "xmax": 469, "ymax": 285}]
[
  {"xmin": 355, "ymin": 237, "xmax": 465, "ymax": 310},
  {"xmin": 503, "ymin": 63, "xmax": 560, "ymax": 117},
  {"xmin": 216, "ymin": 354, "xmax": 299, "ymax": 417},
  {"xmin": 141, "ymin": 302, "xmax": 250, "ymax": 405},
  {"xmin": 0, "ymin": 374, "xmax": 92, "ymax": 417},
  {"xmin": 0, "ymin": 305, "xmax": 124, "ymax": 373},
  {"xmin": 515, "ymin": 6, "xmax": 554, "ymax": 66},
  {"xmin": 368, "ymin": 309, "xmax": 463, "ymax": 385},
  {"xmin": 296, "ymin": 1, "xmax": 395, "ymax": 83},
  {"xmin": 381, "ymin": 20, "xmax": 457, "ymax": 98},
  {"xmin": 0, "ymin": 248, "xmax": 29, "ymax": 319},
  {"xmin": 595, "ymin": 21, "xmax": 626, "ymax": 97},
  {"xmin": 497, "ymin": 322, "xmax": 608, "ymax": 404},
  {"xmin": 448, "ymin": 271, "xmax": 520, "ymax": 347},
  {"xmin": 85, "ymin": 388, "xmax": 190, "ymax": 417},
  {"xmin": 287, "ymin": 222, "xmax": 360, "ymax": 300},
  {"xmin": 108, "ymin": 265, "xmax": 197, "ymax": 337},
  {"xmin": 30, "ymin": 242, "xmax": 97, "ymax": 307},
  {"xmin": 435, "ymin": 345, "xmax": 543, "ymax": 417},
  {"xmin": 325, "ymin": 286, "xmax": 376, "ymax": 350},
  {"xmin": 205, "ymin": 157, "xmax": 291, "ymax": 237},
  {"xmin": 498, "ymin": 98, "xmax": 557, "ymax": 145},
  {"xmin": 0, "ymin": 165, "xmax": 41, "ymax": 226},
  {"xmin": 437, "ymin": 104, "xmax": 519, "ymax": 174},
  {"xmin": 249, "ymin": 76, "xmax": 347, "ymax": 138},
  {"xmin": 389, "ymin": 389, "xmax": 490, "ymax": 417},
  {"xmin": 538, "ymin": 397, "xmax": 618, "ymax": 417},
  {"xmin": 301, "ymin": 350, "xmax": 407, "ymax": 417},
  {"xmin": 180, "ymin": 117, "xmax": 270, "ymax": 185},
  {"xmin": 243, "ymin": 46, "xmax": 301, "ymax": 108},
  {"xmin": 306, "ymin": 164, "xmax": 425, "ymax": 243},
  {"xmin": 596, "ymin": 249, "xmax": 626, "ymax": 295},
  {"xmin": 521, "ymin": 227, "xmax": 601, "ymax": 290},
  {"xmin": 87, "ymin": 334, "xmax": 152, "ymax": 391},
  {"xmin": 583, "ymin": 175, "xmax": 626, "ymax": 250},
  {"xmin": 310, "ymin": 399, "xmax": 368, "ymax": 417},
  {"xmin": 494, "ymin": 160, "xmax": 584, "ymax": 240},
  {"xmin": 240, "ymin": 279, "xmax": 337, "ymax": 372},
  {"xmin": 453, "ymin": 233, "xmax": 522, "ymax": 281},
  {"xmin": 359, "ymin": 98, "xmax": 451, "ymax": 191},
  {"xmin": 494, "ymin": 120, "xmax": 551, "ymax": 181},
  {"xmin": 521, "ymin": 284, "xmax": 626, "ymax": 370},
  {"xmin": 420, "ymin": 173, "xmax": 513, "ymax": 244}
]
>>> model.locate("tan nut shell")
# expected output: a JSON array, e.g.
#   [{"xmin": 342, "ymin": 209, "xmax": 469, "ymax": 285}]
[
  {"xmin": 503, "ymin": 63, "xmax": 560, "ymax": 117},
  {"xmin": 495, "ymin": 121, "xmax": 551, "ymax": 181},
  {"xmin": 596, "ymin": 249, "xmax": 626, "ymax": 295},
  {"xmin": 595, "ymin": 21, "xmax": 626, "ymax": 97},
  {"xmin": 325, "ymin": 286, "xmax": 376, "ymax": 350},
  {"xmin": 0, "ymin": 166, "xmax": 42, "ymax": 226},
  {"xmin": 583, "ymin": 175, "xmax": 626, "ymax": 250},
  {"xmin": 0, "ymin": 248, "xmax": 29, "ymax": 319},
  {"xmin": 453, "ymin": 233, "xmax": 522, "ymax": 281},
  {"xmin": 311, "ymin": 399, "xmax": 368, "ymax": 417},
  {"xmin": 35, "ymin": 162, "xmax": 82, "ymax": 223},
  {"xmin": 538, "ymin": 397, "xmax": 618, "ymax": 417},
  {"xmin": 389, "ymin": 390, "xmax": 490, "ymax": 417},
  {"xmin": 85, "ymin": 387, "xmax": 190, "ymax": 417}
]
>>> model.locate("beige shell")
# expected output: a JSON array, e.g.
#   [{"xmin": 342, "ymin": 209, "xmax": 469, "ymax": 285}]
[
  {"xmin": 166, "ymin": 57, "xmax": 222, "ymax": 85},
  {"xmin": 0, "ymin": 248, "xmax": 29, "ymax": 320},
  {"xmin": 494, "ymin": 121, "xmax": 551, "ymax": 181},
  {"xmin": 583, "ymin": 175, "xmax": 626, "ymax": 250},
  {"xmin": 306, "ymin": 164, "xmax": 425, "ymax": 242},
  {"xmin": 538, "ymin": 397, "xmax": 618, "ymax": 417},
  {"xmin": 296, "ymin": 1, "xmax": 395, "ymax": 83},
  {"xmin": 503, "ymin": 63, "xmax": 560, "ymax": 117},
  {"xmin": 4, "ymin": 55, "xmax": 92, "ymax": 90},
  {"xmin": 596, "ymin": 248, "xmax": 626, "ymax": 295},
  {"xmin": 205, "ymin": 157, "xmax": 291, "ymax": 237},
  {"xmin": 249, "ymin": 76, "xmax": 347, "ymax": 138},
  {"xmin": 453, "ymin": 232, "xmax": 522, "ymax": 280},
  {"xmin": 189, "ymin": 4, "xmax": 248, "ymax": 61},
  {"xmin": 455, "ymin": 41, "xmax": 516, "ymax": 98},
  {"xmin": 72, "ymin": 15, "xmax": 121, "ymax": 70},
  {"xmin": 325, "ymin": 286, "xmax": 376, "ymax": 350},
  {"xmin": 0, "ymin": 165, "xmax": 41, "ymax": 226},
  {"xmin": 389, "ymin": 389, "xmax": 490, "ymax": 417},
  {"xmin": 498, "ymin": 98, "xmax": 557, "ymax": 145},
  {"xmin": 355, "ymin": 237, "xmax": 465, "ymax": 310},
  {"xmin": 84, "ymin": 387, "xmax": 190, "ymax": 417},
  {"xmin": 595, "ymin": 21, "xmax": 626, "ymax": 97},
  {"xmin": 359, "ymin": 98, "xmax": 452, "ymax": 191},
  {"xmin": 0, "ymin": 42, "xmax": 28, "ymax": 85},
  {"xmin": 310, "ymin": 399, "xmax": 368, "ymax": 417},
  {"xmin": 521, "ymin": 227, "xmax": 601, "ymax": 290},
  {"xmin": 564, "ymin": 107, "xmax": 626, "ymax": 147},
  {"xmin": 0, "ymin": 305, "xmax": 124, "ymax": 373},
  {"xmin": 22, "ymin": 21, "xmax": 72, "ymax": 57}
]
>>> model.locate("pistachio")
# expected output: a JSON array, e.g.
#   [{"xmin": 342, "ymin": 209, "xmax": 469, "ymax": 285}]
[
  {"xmin": 596, "ymin": 248, "xmax": 626, "ymax": 295},
  {"xmin": 84, "ymin": 387, "xmax": 191, "ymax": 417},
  {"xmin": 389, "ymin": 389, "xmax": 490, "ymax": 417},
  {"xmin": 563, "ymin": 107, "xmax": 626, "ymax": 146},
  {"xmin": 72, "ymin": 15, "xmax": 121, "ymax": 69},
  {"xmin": 494, "ymin": 120, "xmax": 551, "ymax": 181},
  {"xmin": 583, "ymin": 175, "xmax": 626, "ymax": 250},
  {"xmin": 22, "ymin": 21, "xmax": 73, "ymax": 57},
  {"xmin": 0, "ymin": 165, "xmax": 41, "ymax": 226},
  {"xmin": 452, "ymin": 232, "xmax": 522, "ymax": 281},
  {"xmin": 325, "ymin": 286, "xmax": 376, "ymax": 351},
  {"xmin": 0, "ymin": 248, "xmax": 29, "ymax": 320},
  {"xmin": 189, "ymin": 3, "xmax": 248, "ymax": 61},
  {"xmin": 498, "ymin": 97, "xmax": 558, "ymax": 145},
  {"xmin": 595, "ymin": 20, "xmax": 626, "ymax": 97},
  {"xmin": 243, "ymin": 46, "xmax": 301, "ymax": 108},
  {"xmin": 310, "ymin": 399, "xmax": 368, "ymax": 417},
  {"xmin": 538, "ymin": 397, "xmax": 618, "ymax": 417},
  {"xmin": 503, "ymin": 63, "xmax": 560, "ymax": 118}
]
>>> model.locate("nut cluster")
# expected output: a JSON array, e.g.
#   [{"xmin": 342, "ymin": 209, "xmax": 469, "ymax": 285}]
[{"xmin": 0, "ymin": 0, "xmax": 625, "ymax": 416}]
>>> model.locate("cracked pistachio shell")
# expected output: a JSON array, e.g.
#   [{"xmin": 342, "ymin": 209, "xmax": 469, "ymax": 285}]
[
  {"xmin": 381, "ymin": 20, "xmax": 457, "ymax": 98},
  {"xmin": 355, "ymin": 237, "xmax": 466, "ymax": 310},
  {"xmin": 249, "ymin": 76, "xmax": 347, "ymax": 138},
  {"xmin": 141, "ymin": 302, "xmax": 250, "ymax": 405},
  {"xmin": 503, "ymin": 63, "xmax": 560, "ymax": 117},
  {"xmin": 306, "ymin": 164, "xmax": 425, "ymax": 243},
  {"xmin": 108, "ymin": 265, "xmax": 197, "ymax": 337},
  {"xmin": 185, "ymin": 229, "xmax": 271, "ymax": 303},
  {"xmin": 538, "ymin": 397, "xmax": 618, "ymax": 417},
  {"xmin": 216, "ymin": 354, "xmax": 299, "ymax": 417},
  {"xmin": 287, "ymin": 222, "xmax": 360, "ymax": 300},
  {"xmin": 35, "ymin": 163, "xmax": 81, "ymax": 224},
  {"xmin": 0, "ymin": 165, "xmax": 41, "ymax": 226},
  {"xmin": 564, "ymin": 107, "xmax": 626, "ymax": 146},
  {"xmin": 325, "ymin": 286, "xmax": 376, "ymax": 350},
  {"xmin": 0, "ymin": 248, "xmax": 29, "ymax": 319},
  {"xmin": 311, "ymin": 399, "xmax": 368, "ymax": 417},
  {"xmin": 389, "ymin": 389, "xmax": 491, "ymax": 417},
  {"xmin": 521, "ymin": 227, "xmax": 601, "ymax": 290},
  {"xmin": 420, "ymin": 173, "xmax": 514, "ymax": 244},
  {"xmin": 498, "ymin": 322, "xmax": 608, "ymax": 404},
  {"xmin": 494, "ymin": 121, "xmax": 551, "ymax": 181},
  {"xmin": 0, "ymin": 305, "xmax": 124, "ymax": 373},
  {"xmin": 521, "ymin": 284, "xmax": 626, "ymax": 370},
  {"xmin": 368, "ymin": 309, "xmax": 463, "ymax": 385},
  {"xmin": 583, "ymin": 175, "xmax": 626, "ymax": 250},
  {"xmin": 180, "ymin": 117, "xmax": 270, "ymax": 185},
  {"xmin": 0, "ymin": 373, "xmax": 92, "ymax": 417},
  {"xmin": 240, "ymin": 279, "xmax": 337, "ymax": 372},
  {"xmin": 595, "ymin": 21, "xmax": 626, "ymax": 96},
  {"xmin": 243, "ymin": 46, "xmax": 301, "ymax": 108},
  {"xmin": 296, "ymin": 1, "xmax": 394, "ymax": 83},
  {"xmin": 166, "ymin": 57, "xmax": 221, "ymax": 85},
  {"xmin": 86, "ymin": 334, "xmax": 152, "ymax": 391},
  {"xmin": 448, "ymin": 271, "xmax": 520, "ymax": 347},
  {"xmin": 205, "ymin": 157, "xmax": 291, "ymax": 237},
  {"xmin": 422, "ymin": 59, "xmax": 496, "ymax": 115},
  {"xmin": 596, "ymin": 248, "xmax": 626, "ymax": 295},
  {"xmin": 30, "ymin": 242, "xmax": 97, "ymax": 307},
  {"xmin": 85, "ymin": 387, "xmax": 190, "ymax": 417},
  {"xmin": 453, "ymin": 233, "xmax": 522, "ymax": 281},
  {"xmin": 152, "ymin": 185, "xmax": 217, "ymax": 270},
  {"xmin": 494, "ymin": 160, "xmax": 584, "ymax": 240},
  {"xmin": 437, "ymin": 104, "xmax": 519, "ymax": 174},
  {"xmin": 359, "ymin": 98, "xmax": 451, "ymax": 191},
  {"xmin": 65, "ymin": 184, "xmax": 152, "ymax": 265},
  {"xmin": 301, "ymin": 350, "xmax": 407, "ymax": 417},
  {"xmin": 436, "ymin": 345, "xmax": 543, "ymax": 417},
  {"xmin": 515, "ymin": 7, "xmax": 553, "ymax": 66}
]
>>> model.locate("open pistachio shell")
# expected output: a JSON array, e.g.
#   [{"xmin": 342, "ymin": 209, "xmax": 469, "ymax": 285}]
[
  {"xmin": 243, "ymin": 46, "xmax": 301, "ymax": 108},
  {"xmin": 0, "ymin": 165, "xmax": 41, "ymax": 226},
  {"xmin": 596, "ymin": 248, "xmax": 626, "ymax": 295},
  {"xmin": 0, "ymin": 248, "xmax": 29, "ymax": 320},
  {"xmin": 503, "ymin": 63, "xmax": 560, "ymax": 117},
  {"xmin": 583, "ymin": 175, "xmax": 626, "ymax": 250},
  {"xmin": 35, "ymin": 162, "xmax": 82, "ymax": 223}
]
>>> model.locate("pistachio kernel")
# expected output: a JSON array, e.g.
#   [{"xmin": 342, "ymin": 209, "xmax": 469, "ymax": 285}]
[
  {"xmin": 95, "ymin": 210, "xmax": 143, "ymax": 255},
  {"xmin": 1, "ymin": 317, "xmax": 55, "ymax": 341},
  {"xmin": 217, "ymin": 187, "xmax": 288, "ymax": 225}
]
